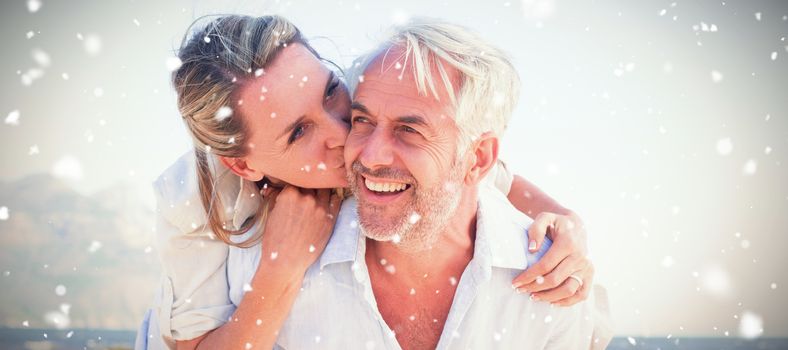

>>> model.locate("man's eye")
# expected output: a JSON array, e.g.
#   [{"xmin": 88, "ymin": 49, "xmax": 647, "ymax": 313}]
[
  {"xmin": 351, "ymin": 116, "xmax": 369, "ymax": 124},
  {"xmin": 401, "ymin": 125, "xmax": 418, "ymax": 134}
]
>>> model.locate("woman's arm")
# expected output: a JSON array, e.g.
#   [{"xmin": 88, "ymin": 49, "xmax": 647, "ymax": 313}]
[
  {"xmin": 505, "ymin": 174, "xmax": 593, "ymax": 307},
  {"xmin": 177, "ymin": 186, "xmax": 342, "ymax": 350},
  {"xmin": 176, "ymin": 261, "xmax": 304, "ymax": 349},
  {"xmin": 507, "ymin": 174, "xmax": 571, "ymax": 218}
]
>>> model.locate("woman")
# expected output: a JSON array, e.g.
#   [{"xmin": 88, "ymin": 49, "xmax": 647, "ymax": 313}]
[{"xmin": 137, "ymin": 14, "xmax": 595, "ymax": 350}]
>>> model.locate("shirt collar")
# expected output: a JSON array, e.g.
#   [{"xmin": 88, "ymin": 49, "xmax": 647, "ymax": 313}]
[
  {"xmin": 319, "ymin": 196, "xmax": 361, "ymax": 269},
  {"xmin": 315, "ymin": 188, "xmax": 548, "ymax": 272},
  {"xmin": 476, "ymin": 188, "xmax": 549, "ymax": 270},
  {"xmin": 230, "ymin": 173, "xmax": 261, "ymax": 230}
]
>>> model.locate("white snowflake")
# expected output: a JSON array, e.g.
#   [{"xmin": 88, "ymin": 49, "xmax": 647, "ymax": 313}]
[
  {"xmin": 19, "ymin": 67, "xmax": 42, "ymax": 84},
  {"xmin": 742, "ymin": 159, "xmax": 757, "ymax": 175},
  {"xmin": 87, "ymin": 241, "xmax": 102, "ymax": 253},
  {"xmin": 27, "ymin": 0, "xmax": 42, "ymax": 13},
  {"xmin": 701, "ymin": 265, "xmax": 732, "ymax": 299},
  {"xmin": 408, "ymin": 212, "xmax": 421, "ymax": 224},
  {"xmin": 83, "ymin": 34, "xmax": 102, "ymax": 56},
  {"xmin": 215, "ymin": 106, "xmax": 233, "ymax": 121},
  {"xmin": 739, "ymin": 311, "xmax": 763, "ymax": 339},
  {"xmin": 0, "ymin": 207, "xmax": 9, "ymax": 221},
  {"xmin": 165, "ymin": 57, "xmax": 182, "ymax": 72},
  {"xmin": 661, "ymin": 256, "xmax": 674, "ymax": 268},
  {"xmin": 716, "ymin": 137, "xmax": 733, "ymax": 155},
  {"xmin": 710, "ymin": 70, "xmax": 724, "ymax": 83},
  {"xmin": 390, "ymin": 10, "xmax": 410, "ymax": 25},
  {"xmin": 55, "ymin": 285, "xmax": 67, "ymax": 296},
  {"xmin": 52, "ymin": 155, "xmax": 83, "ymax": 180},
  {"xmin": 32, "ymin": 48, "xmax": 51, "ymax": 67},
  {"xmin": 5, "ymin": 110, "xmax": 20, "ymax": 125}
]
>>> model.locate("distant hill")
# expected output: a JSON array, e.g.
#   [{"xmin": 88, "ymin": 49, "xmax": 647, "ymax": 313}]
[{"xmin": 0, "ymin": 174, "xmax": 160, "ymax": 330}]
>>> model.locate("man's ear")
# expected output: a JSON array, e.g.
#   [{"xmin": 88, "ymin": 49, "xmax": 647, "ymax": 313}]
[
  {"xmin": 465, "ymin": 132, "xmax": 499, "ymax": 185},
  {"xmin": 219, "ymin": 156, "xmax": 265, "ymax": 182}
]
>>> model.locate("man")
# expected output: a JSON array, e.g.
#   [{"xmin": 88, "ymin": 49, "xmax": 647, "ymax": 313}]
[{"xmin": 274, "ymin": 18, "xmax": 597, "ymax": 349}]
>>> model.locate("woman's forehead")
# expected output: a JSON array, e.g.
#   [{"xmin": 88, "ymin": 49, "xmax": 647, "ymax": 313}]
[{"xmin": 236, "ymin": 44, "xmax": 331, "ymax": 138}]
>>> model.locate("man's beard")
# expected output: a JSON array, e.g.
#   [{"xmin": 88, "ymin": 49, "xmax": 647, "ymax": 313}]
[{"xmin": 347, "ymin": 157, "xmax": 466, "ymax": 252}]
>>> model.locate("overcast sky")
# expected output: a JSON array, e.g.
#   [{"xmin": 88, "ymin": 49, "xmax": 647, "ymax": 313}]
[{"xmin": 1, "ymin": 0, "xmax": 787, "ymax": 337}]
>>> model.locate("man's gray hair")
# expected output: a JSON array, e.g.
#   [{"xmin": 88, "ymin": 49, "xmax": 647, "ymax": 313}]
[{"xmin": 347, "ymin": 17, "xmax": 521, "ymax": 150}]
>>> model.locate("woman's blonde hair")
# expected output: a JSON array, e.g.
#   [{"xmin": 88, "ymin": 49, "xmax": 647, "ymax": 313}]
[{"xmin": 173, "ymin": 15, "xmax": 318, "ymax": 247}]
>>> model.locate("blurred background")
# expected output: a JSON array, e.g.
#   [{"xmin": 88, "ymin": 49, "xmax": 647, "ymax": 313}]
[{"xmin": 1, "ymin": 0, "xmax": 787, "ymax": 348}]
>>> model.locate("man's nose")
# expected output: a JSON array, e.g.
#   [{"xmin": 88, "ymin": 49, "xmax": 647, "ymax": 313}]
[{"xmin": 358, "ymin": 127, "xmax": 394, "ymax": 169}]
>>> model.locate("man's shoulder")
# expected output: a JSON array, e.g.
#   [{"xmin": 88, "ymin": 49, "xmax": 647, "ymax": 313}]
[{"xmin": 477, "ymin": 187, "xmax": 551, "ymax": 269}]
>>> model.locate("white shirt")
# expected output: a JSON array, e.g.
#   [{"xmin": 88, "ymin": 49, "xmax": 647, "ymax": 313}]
[
  {"xmin": 235, "ymin": 189, "xmax": 596, "ymax": 349},
  {"xmin": 134, "ymin": 151, "xmax": 518, "ymax": 349}
]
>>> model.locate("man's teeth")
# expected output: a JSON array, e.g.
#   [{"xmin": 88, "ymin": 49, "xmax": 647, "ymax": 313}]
[{"xmin": 364, "ymin": 178, "xmax": 408, "ymax": 192}]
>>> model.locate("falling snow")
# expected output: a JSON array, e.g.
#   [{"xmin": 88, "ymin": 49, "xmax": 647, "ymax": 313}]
[
  {"xmin": 54, "ymin": 285, "xmax": 67, "ymax": 296},
  {"xmin": 215, "ymin": 106, "xmax": 233, "ymax": 121},
  {"xmin": 716, "ymin": 137, "xmax": 733, "ymax": 155},
  {"xmin": 710, "ymin": 70, "xmax": 724, "ymax": 83},
  {"xmin": 165, "ymin": 57, "xmax": 182, "ymax": 71},
  {"xmin": 742, "ymin": 159, "xmax": 757, "ymax": 175},
  {"xmin": 27, "ymin": 0, "xmax": 42, "ymax": 13},
  {"xmin": 87, "ymin": 240, "xmax": 102, "ymax": 253},
  {"xmin": 52, "ymin": 156, "xmax": 84, "ymax": 180},
  {"xmin": 5, "ymin": 110, "xmax": 20, "ymax": 125},
  {"xmin": 739, "ymin": 311, "xmax": 764, "ymax": 339}
]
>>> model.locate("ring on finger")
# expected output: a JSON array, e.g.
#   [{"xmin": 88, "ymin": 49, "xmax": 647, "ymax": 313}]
[{"xmin": 568, "ymin": 274, "xmax": 584, "ymax": 288}]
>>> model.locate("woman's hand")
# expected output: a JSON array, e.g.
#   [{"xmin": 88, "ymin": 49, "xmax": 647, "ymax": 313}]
[
  {"xmin": 260, "ymin": 185, "xmax": 342, "ymax": 274},
  {"xmin": 512, "ymin": 212, "xmax": 594, "ymax": 306},
  {"xmin": 176, "ymin": 186, "xmax": 342, "ymax": 350}
]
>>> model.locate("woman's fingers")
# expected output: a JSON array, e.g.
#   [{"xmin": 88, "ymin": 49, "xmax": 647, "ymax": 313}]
[
  {"xmin": 517, "ymin": 252, "xmax": 585, "ymax": 293},
  {"xmin": 529, "ymin": 272, "xmax": 582, "ymax": 303},
  {"xmin": 551, "ymin": 264, "xmax": 594, "ymax": 307},
  {"xmin": 527, "ymin": 212, "xmax": 556, "ymax": 252},
  {"xmin": 512, "ymin": 238, "xmax": 571, "ymax": 287}
]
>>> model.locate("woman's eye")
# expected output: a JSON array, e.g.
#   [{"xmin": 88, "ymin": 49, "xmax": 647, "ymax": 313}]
[
  {"xmin": 325, "ymin": 80, "xmax": 339, "ymax": 100},
  {"xmin": 288, "ymin": 124, "xmax": 307, "ymax": 144}
]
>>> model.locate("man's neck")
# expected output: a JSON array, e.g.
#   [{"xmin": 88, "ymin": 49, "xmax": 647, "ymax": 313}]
[
  {"xmin": 365, "ymin": 190, "xmax": 478, "ymax": 285},
  {"xmin": 363, "ymin": 188, "xmax": 479, "ymax": 350}
]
